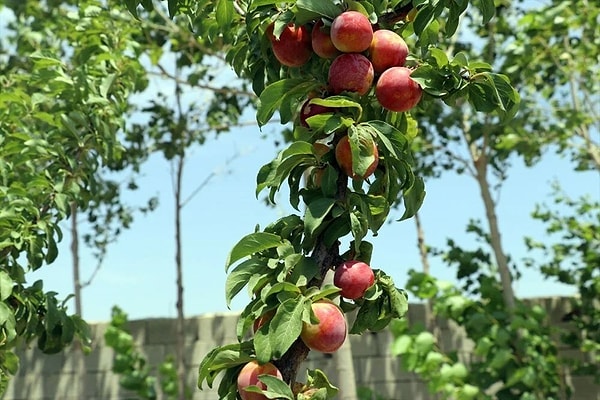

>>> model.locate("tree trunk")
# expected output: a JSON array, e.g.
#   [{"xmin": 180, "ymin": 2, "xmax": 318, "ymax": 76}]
[
  {"xmin": 414, "ymin": 212, "xmax": 437, "ymax": 333},
  {"xmin": 274, "ymin": 158, "xmax": 348, "ymax": 386},
  {"xmin": 414, "ymin": 212, "xmax": 440, "ymax": 400},
  {"xmin": 70, "ymin": 202, "xmax": 82, "ymax": 317},
  {"xmin": 174, "ymin": 154, "xmax": 187, "ymax": 400},
  {"xmin": 472, "ymin": 151, "xmax": 516, "ymax": 312}
]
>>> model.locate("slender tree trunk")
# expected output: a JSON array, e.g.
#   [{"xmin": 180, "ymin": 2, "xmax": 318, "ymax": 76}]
[
  {"xmin": 414, "ymin": 212, "xmax": 437, "ymax": 332},
  {"xmin": 174, "ymin": 154, "xmax": 187, "ymax": 400},
  {"xmin": 414, "ymin": 212, "xmax": 440, "ymax": 400},
  {"xmin": 70, "ymin": 202, "xmax": 82, "ymax": 317},
  {"xmin": 472, "ymin": 151, "xmax": 516, "ymax": 312}
]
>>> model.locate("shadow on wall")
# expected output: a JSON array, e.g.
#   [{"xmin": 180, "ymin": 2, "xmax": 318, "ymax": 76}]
[{"xmin": 2, "ymin": 298, "xmax": 599, "ymax": 400}]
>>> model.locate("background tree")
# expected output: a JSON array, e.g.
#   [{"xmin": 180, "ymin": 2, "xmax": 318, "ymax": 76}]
[
  {"xmin": 391, "ymin": 0, "xmax": 599, "ymax": 398},
  {"xmin": 0, "ymin": 0, "xmax": 255, "ymax": 395},
  {"xmin": 0, "ymin": 0, "xmax": 150, "ymax": 390}
]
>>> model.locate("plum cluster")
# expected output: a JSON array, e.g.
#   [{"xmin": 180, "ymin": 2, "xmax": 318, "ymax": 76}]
[
  {"xmin": 237, "ymin": 259, "xmax": 376, "ymax": 400},
  {"xmin": 267, "ymin": 11, "xmax": 423, "ymax": 113}
]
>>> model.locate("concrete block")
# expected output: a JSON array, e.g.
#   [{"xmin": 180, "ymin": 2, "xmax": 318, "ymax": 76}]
[
  {"xmin": 367, "ymin": 379, "xmax": 433, "ymax": 400},
  {"xmin": 406, "ymin": 303, "xmax": 427, "ymax": 326},
  {"xmin": 196, "ymin": 312, "xmax": 240, "ymax": 345},
  {"xmin": 438, "ymin": 322, "xmax": 474, "ymax": 353},
  {"xmin": 16, "ymin": 348, "xmax": 65, "ymax": 377},
  {"xmin": 126, "ymin": 318, "xmax": 149, "ymax": 345},
  {"xmin": 350, "ymin": 331, "xmax": 382, "ymax": 357},
  {"xmin": 61, "ymin": 351, "xmax": 87, "ymax": 373},
  {"xmin": 89, "ymin": 371, "xmax": 122, "ymax": 399},
  {"xmin": 145, "ymin": 319, "xmax": 176, "ymax": 345},
  {"xmin": 569, "ymin": 375, "xmax": 600, "ymax": 400},
  {"xmin": 357, "ymin": 355, "xmax": 417, "ymax": 384},
  {"xmin": 82, "ymin": 346, "xmax": 116, "ymax": 372},
  {"xmin": 3, "ymin": 296, "xmax": 595, "ymax": 400},
  {"xmin": 9, "ymin": 373, "xmax": 62, "ymax": 400}
]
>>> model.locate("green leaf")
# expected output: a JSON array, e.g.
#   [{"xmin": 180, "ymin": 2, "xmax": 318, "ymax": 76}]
[
  {"xmin": 197, "ymin": 342, "xmax": 254, "ymax": 389},
  {"xmin": 478, "ymin": 0, "xmax": 496, "ymax": 24},
  {"xmin": 257, "ymin": 79, "xmax": 318, "ymax": 126},
  {"xmin": 44, "ymin": 296, "xmax": 61, "ymax": 332},
  {"xmin": 414, "ymin": 331, "xmax": 435, "ymax": 353},
  {"xmin": 215, "ymin": 0, "xmax": 234, "ymax": 28},
  {"xmin": 123, "ymin": 0, "xmax": 140, "ymax": 16},
  {"xmin": 0, "ymin": 302, "xmax": 17, "ymax": 343},
  {"xmin": 3, "ymin": 351, "xmax": 20, "ymax": 375},
  {"xmin": 470, "ymin": 73, "xmax": 520, "ymax": 122},
  {"xmin": 295, "ymin": 0, "xmax": 341, "ymax": 20},
  {"xmin": 288, "ymin": 257, "xmax": 319, "ymax": 287},
  {"xmin": 0, "ymin": 271, "xmax": 13, "ymax": 301},
  {"xmin": 413, "ymin": 5, "xmax": 435, "ymax": 36},
  {"xmin": 307, "ymin": 284, "xmax": 341, "ymax": 302},
  {"xmin": 347, "ymin": 125, "xmax": 378, "ymax": 178},
  {"xmin": 364, "ymin": 120, "xmax": 408, "ymax": 158},
  {"xmin": 304, "ymin": 198, "xmax": 336, "ymax": 237},
  {"xmin": 350, "ymin": 297, "xmax": 382, "ymax": 334},
  {"xmin": 268, "ymin": 297, "xmax": 305, "ymax": 358},
  {"xmin": 248, "ymin": 375, "xmax": 294, "ymax": 399},
  {"xmin": 391, "ymin": 335, "xmax": 412, "ymax": 355},
  {"xmin": 440, "ymin": 362, "xmax": 468, "ymax": 380},
  {"xmin": 99, "ymin": 73, "xmax": 117, "ymax": 98},
  {"xmin": 226, "ymin": 232, "xmax": 283, "ymax": 270},
  {"xmin": 350, "ymin": 211, "xmax": 368, "ymax": 249},
  {"xmin": 45, "ymin": 235, "xmax": 59, "ymax": 264},
  {"xmin": 305, "ymin": 369, "xmax": 339, "ymax": 397},
  {"xmin": 257, "ymin": 142, "xmax": 314, "ymax": 202},
  {"xmin": 428, "ymin": 47, "xmax": 449, "ymax": 67},
  {"xmin": 29, "ymin": 51, "xmax": 65, "ymax": 68},
  {"xmin": 398, "ymin": 176, "xmax": 425, "ymax": 221},
  {"xmin": 167, "ymin": 0, "xmax": 178, "ymax": 16},
  {"xmin": 248, "ymin": 0, "xmax": 280, "ymax": 10},
  {"xmin": 489, "ymin": 348, "xmax": 513, "ymax": 369},
  {"xmin": 225, "ymin": 259, "xmax": 267, "ymax": 307}
]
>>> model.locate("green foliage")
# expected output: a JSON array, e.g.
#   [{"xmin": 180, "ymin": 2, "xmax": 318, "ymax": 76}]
[
  {"xmin": 0, "ymin": 0, "xmax": 152, "ymax": 383},
  {"xmin": 525, "ymin": 186, "xmax": 600, "ymax": 383},
  {"xmin": 356, "ymin": 386, "xmax": 388, "ymax": 400},
  {"xmin": 0, "ymin": 0, "xmax": 256, "ymax": 392},
  {"xmin": 386, "ymin": 1, "xmax": 599, "ymax": 398},
  {"xmin": 395, "ymin": 234, "xmax": 566, "ymax": 399},
  {"xmin": 105, "ymin": 306, "xmax": 192, "ymax": 399}
]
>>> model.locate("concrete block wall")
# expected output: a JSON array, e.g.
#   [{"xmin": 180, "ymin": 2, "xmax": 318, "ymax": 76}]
[{"xmin": 2, "ymin": 297, "xmax": 599, "ymax": 400}]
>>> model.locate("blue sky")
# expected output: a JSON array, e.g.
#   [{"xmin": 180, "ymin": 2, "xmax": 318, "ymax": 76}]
[
  {"xmin": 28, "ymin": 114, "xmax": 597, "ymax": 322},
  {"xmin": 2, "ymin": 4, "xmax": 597, "ymax": 323}
]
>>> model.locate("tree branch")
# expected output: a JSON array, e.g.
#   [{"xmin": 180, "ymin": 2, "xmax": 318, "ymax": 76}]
[
  {"xmin": 152, "ymin": 63, "xmax": 256, "ymax": 98},
  {"xmin": 273, "ymin": 153, "xmax": 347, "ymax": 385}
]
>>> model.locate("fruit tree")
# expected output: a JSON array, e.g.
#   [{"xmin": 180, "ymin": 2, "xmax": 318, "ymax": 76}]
[{"xmin": 122, "ymin": 0, "xmax": 518, "ymax": 398}]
